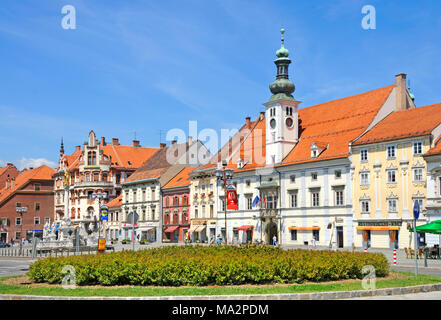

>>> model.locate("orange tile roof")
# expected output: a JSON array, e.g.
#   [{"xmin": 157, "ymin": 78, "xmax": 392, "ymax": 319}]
[
  {"xmin": 353, "ymin": 102, "xmax": 441, "ymax": 146},
  {"xmin": 163, "ymin": 167, "xmax": 195, "ymax": 189},
  {"xmin": 102, "ymin": 145, "xmax": 158, "ymax": 169},
  {"xmin": 125, "ymin": 143, "xmax": 189, "ymax": 182},
  {"xmin": 0, "ymin": 165, "xmax": 55, "ymax": 206},
  {"xmin": 61, "ymin": 144, "xmax": 159, "ymax": 171},
  {"xmin": 425, "ymin": 135, "xmax": 441, "ymax": 157},
  {"xmin": 225, "ymin": 85, "xmax": 394, "ymax": 172},
  {"xmin": 107, "ymin": 194, "xmax": 122, "ymax": 208}
]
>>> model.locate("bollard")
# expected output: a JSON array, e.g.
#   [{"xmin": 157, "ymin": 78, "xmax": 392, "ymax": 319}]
[
  {"xmin": 364, "ymin": 248, "xmax": 367, "ymax": 254},
  {"xmin": 393, "ymin": 249, "xmax": 397, "ymax": 265}
]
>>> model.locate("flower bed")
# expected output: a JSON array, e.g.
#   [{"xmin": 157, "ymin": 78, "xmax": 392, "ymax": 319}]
[{"xmin": 27, "ymin": 245, "xmax": 389, "ymax": 286}]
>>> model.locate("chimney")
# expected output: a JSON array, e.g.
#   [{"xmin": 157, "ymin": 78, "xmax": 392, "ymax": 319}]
[
  {"xmin": 101, "ymin": 137, "xmax": 106, "ymax": 146},
  {"xmin": 172, "ymin": 140, "xmax": 177, "ymax": 145},
  {"xmin": 245, "ymin": 117, "xmax": 251, "ymax": 129},
  {"xmin": 75, "ymin": 145, "xmax": 81, "ymax": 152},
  {"xmin": 112, "ymin": 138, "xmax": 119, "ymax": 146},
  {"xmin": 395, "ymin": 73, "xmax": 408, "ymax": 111},
  {"xmin": 160, "ymin": 143, "xmax": 166, "ymax": 148},
  {"xmin": 6, "ymin": 163, "xmax": 13, "ymax": 166},
  {"xmin": 133, "ymin": 140, "xmax": 140, "ymax": 147}
]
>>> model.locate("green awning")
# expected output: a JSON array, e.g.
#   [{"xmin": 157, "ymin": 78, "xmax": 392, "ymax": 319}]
[{"xmin": 409, "ymin": 220, "xmax": 441, "ymax": 234}]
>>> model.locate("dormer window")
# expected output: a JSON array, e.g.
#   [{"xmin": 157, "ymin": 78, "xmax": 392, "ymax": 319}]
[{"xmin": 310, "ymin": 141, "xmax": 328, "ymax": 159}]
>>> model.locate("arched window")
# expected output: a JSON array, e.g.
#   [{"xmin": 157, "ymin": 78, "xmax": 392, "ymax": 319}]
[
  {"xmin": 174, "ymin": 196, "xmax": 179, "ymax": 206},
  {"xmin": 165, "ymin": 197, "xmax": 169, "ymax": 207},
  {"xmin": 183, "ymin": 195, "xmax": 188, "ymax": 205},
  {"xmin": 87, "ymin": 206, "xmax": 94, "ymax": 217},
  {"xmin": 174, "ymin": 213, "xmax": 179, "ymax": 224}
]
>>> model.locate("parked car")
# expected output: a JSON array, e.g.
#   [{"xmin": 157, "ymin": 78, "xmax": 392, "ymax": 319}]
[{"xmin": 0, "ymin": 242, "xmax": 11, "ymax": 248}]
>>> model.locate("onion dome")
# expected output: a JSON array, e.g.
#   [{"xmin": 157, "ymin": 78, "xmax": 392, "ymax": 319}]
[{"xmin": 269, "ymin": 28, "xmax": 295, "ymax": 101}]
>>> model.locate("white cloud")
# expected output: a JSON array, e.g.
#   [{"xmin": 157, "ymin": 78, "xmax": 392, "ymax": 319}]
[{"xmin": 16, "ymin": 158, "xmax": 57, "ymax": 171}]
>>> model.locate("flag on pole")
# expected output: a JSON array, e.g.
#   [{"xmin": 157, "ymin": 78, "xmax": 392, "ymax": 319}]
[{"xmin": 252, "ymin": 195, "xmax": 260, "ymax": 208}]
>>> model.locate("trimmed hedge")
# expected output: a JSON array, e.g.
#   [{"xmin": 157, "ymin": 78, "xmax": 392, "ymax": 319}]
[{"xmin": 28, "ymin": 245, "xmax": 389, "ymax": 286}]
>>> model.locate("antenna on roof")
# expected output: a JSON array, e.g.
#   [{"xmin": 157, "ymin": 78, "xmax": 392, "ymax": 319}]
[
  {"xmin": 407, "ymin": 79, "xmax": 415, "ymax": 102},
  {"xmin": 158, "ymin": 129, "xmax": 165, "ymax": 144},
  {"xmin": 134, "ymin": 131, "xmax": 137, "ymax": 140}
]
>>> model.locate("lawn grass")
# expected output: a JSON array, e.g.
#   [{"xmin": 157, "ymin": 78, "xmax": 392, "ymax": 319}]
[{"xmin": 0, "ymin": 271, "xmax": 440, "ymax": 297}]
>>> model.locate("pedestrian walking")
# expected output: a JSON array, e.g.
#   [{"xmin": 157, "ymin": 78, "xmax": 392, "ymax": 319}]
[{"xmin": 272, "ymin": 235, "xmax": 277, "ymax": 246}]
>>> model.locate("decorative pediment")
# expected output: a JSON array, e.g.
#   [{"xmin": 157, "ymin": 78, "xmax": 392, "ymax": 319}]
[
  {"xmin": 360, "ymin": 166, "xmax": 370, "ymax": 173},
  {"xmin": 386, "ymin": 162, "xmax": 397, "ymax": 170},
  {"xmin": 412, "ymin": 159, "xmax": 425, "ymax": 169},
  {"xmin": 412, "ymin": 190, "xmax": 425, "ymax": 198},
  {"xmin": 360, "ymin": 193, "xmax": 370, "ymax": 200},
  {"xmin": 386, "ymin": 191, "xmax": 398, "ymax": 199}
]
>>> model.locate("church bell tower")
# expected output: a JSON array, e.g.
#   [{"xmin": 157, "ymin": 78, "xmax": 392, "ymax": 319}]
[{"xmin": 264, "ymin": 29, "xmax": 300, "ymax": 165}]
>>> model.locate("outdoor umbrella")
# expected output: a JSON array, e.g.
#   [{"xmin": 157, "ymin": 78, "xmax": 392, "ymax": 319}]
[
  {"xmin": 409, "ymin": 220, "xmax": 441, "ymax": 259},
  {"xmin": 409, "ymin": 220, "xmax": 441, "ymax": 234}
]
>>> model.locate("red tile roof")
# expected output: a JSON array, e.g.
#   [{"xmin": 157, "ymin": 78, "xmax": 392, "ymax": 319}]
[
  {"xmin": 107, "ymin": 194, "xmax": 122, "ymax": 208},
  {"xmin": 163, "ymin": 167, "xmax": 195, "ymax": 189},
  {"xmin": 0, "ymin": 165, "xmax": 55, "ymax": 206},
  {"xmin": 353, "ymin": 103, "xmax": 441, "ymax": 146},
  {"xmin": 221, "ymin": 85, "xmax": 394, "ymax": 172},
  {"xmin": 125, "ymin": 142, "xmax": 189, "ymax": 182}
]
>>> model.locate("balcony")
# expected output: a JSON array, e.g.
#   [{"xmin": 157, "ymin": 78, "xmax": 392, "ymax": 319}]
[
  {"xmin": 74, "ymin": 181, "xmax": 114, "ymax": 188},
  {"xmin": 259, "ymin": 208, "xmax": 280, "ymax": 219}
]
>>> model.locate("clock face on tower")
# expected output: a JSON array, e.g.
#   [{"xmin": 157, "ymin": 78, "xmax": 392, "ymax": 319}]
[
  {"xmin": 270, "ymin": 118, "xmax": 276, "ymax": 129},
  {"xmin": 286, "ymin": 117, "xmax": 293, "ymax": 128}
]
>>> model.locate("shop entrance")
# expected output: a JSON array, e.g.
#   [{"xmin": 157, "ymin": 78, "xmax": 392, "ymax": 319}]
[
  {"xmin": 0, "ymin": 232, "xmax": 7, "ymax": 243},
  {"xmin": 337, "ymin": 226, "xmax": 344, "ymax": 248}
]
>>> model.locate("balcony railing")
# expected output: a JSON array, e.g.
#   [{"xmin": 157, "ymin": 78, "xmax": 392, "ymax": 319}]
[{"xmin": 73, "ymin": 181, "xmax": 114, "ymax": 188}]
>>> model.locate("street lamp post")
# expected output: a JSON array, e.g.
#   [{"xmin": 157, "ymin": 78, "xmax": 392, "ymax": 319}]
[
  {"xmin": 92, "ymin": 191, "xmax": 108, "ymax": 252},
  {"xmin": 216, "ymin": 160, "xmax": 234, "ymax": 245},
  {"xmin": 16, "ymin": 207, "xmax": 27, "ymax": 256}
]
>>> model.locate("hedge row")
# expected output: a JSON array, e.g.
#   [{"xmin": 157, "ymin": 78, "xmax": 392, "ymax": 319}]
[{"xmin": 28, "ymin": 245, "xmax": 389, "ymax": 286}]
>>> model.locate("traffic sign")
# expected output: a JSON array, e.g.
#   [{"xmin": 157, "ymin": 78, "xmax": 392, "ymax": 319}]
[
  {"xmin": 127, "ymin": 212, "xmax": 139, "ymax": 224},
  {"xmin": 100, "ymin": 205, "xmax": 109, "ymax": 221},
  {"xmin": 413, "ymin": 200, "xmax": 420, "ymax": 220}
]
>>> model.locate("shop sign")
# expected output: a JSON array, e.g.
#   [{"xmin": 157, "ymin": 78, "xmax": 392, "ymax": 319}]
[{"xmin": 358, "ymin": 220, "xmax": 402, "ymax": 227}]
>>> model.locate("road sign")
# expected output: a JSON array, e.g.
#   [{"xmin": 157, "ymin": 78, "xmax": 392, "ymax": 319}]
[
  {"xmin": 127, "ymin": 212, "xmax": 139, "ymax": 224},
  {"xmin": 100, "ymin": 205, "xmax": 109, "ymax": 221},
  {"xmin": 413, "ymin": 200, "xmax": 420, "ymax": 220}
]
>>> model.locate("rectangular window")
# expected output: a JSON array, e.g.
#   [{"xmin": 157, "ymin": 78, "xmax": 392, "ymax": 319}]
[
  {"xmin": 34, "ymin": 217, "xmax": 40, "ymax": 225},
  {"xmin": 387, "ymin": 170, "xmax": 397, "ymax": 184},
  {"xmin": 290, "ymin": 230, "xmax": 297, "ymax": 241},
  {"xmin": 290, "ymin": 192, "xmax": 298, "ymax": 208},
  {"xmin": 387, "ymin": 145, "xmax": 396, "ymax": 158},
  {"xmin": 142, "ymin": 190, "xmax": 146, "ymax": 202},
  {"xmin": 335, "ymin": 190, "xmax": 344, "ymax": 206},
  {"xmin": 34, "ymin": 183, "xmax": 41, "ymax": 191},
  {"xmin": 15, "ymin": 232, "xmax": 21, "ymax": 240},
  {"xmin": 16, "ymin": 217, "xmax": 22, "ymax": 225},
  {"xmin": 209, "ymin": 183, "xmax": 213, "ymax": 192},
  {"xmin": 210, "ymin": 204, "xmax": 214, "ymax": 218},
  {"xmin": 245, "ymin": 180, "xmax": 250, "ymax": 187},
  {"xmin": 360, "ymin": 172, "xmax": 369, "ymax": 186},
  {"xmin": 151, "ymin": 188, "xmax": 156, "ymax": 201},
  {"xmin": 151, "ymin": 208, "xmax": 155, "ymax": 221},
  {"xmin": 312, "ymin": 192, "xmax": 320, "ymax": 207},
  {"xmin": 360, "ymin": 149, "xmax": 368, "ymax": 162},
  {"xmin": 246, "ymin": 196, "xmax": 253, "ymax": 210},
  {"xmin": 361, "ymin": 200, "xmax": 370, "ymax": 213},
  {"xmin": 125, "ymin": 192, "xmax": 129, "ymax": 203},
  {"xmin": 220, "ymin": 197, "xmax": 225, "ymax": 211},
  {"xmin": 388, "ymin": 199, "xmax": 397, "ymax": 212},
  {"xmin": 202, "ymin": 205, "xmax": 206, "ymax": 218},
  {"xmin": 413, "ymin": 142, "xmax": 423, "ymax": 155},
  {"xmin": 195, "ymin": 207, "xmax": 198, "ymax": 218},
  {"xmin": 413, "ymin": 198, "xmax": 424, "ymax": 210},
  {"xmin": 16, "ymin": 202, "xmax": 21, "ymax": 208},
  {"xmin": 290, "ymin": 175, "xmax": 296, "ymax": 183},
  {"xmin": 44, "ymin": 217, "xmax": 50, "ymax": 224},
  {"xmin": 133, "ymin": 191, "xmax": 137, "ymax": 202},
  {"xmin": 311, "ymin": 172, "xmax": 318, "ymax": 181},
  {"xmin": 413, "ymin": 168, "xmax": 424, "ymax": 182},
  {"xmin": 335, "ymin": 170, "xmax": 342, "ymax": 179}
]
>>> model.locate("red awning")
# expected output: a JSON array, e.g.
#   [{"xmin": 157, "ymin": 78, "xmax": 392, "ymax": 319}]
[
  {"xmin": 237, "ymin": 225, "xmax": 253, "ymax": 231},
  {"xmin": 164, "ymin": 226, "xmax": 179, "ymax": 233}
]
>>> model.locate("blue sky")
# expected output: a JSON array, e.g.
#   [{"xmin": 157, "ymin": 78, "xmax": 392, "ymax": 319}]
[{"xmin": 0, "ymin": 0, "xmax": 440, "ymax": 169}]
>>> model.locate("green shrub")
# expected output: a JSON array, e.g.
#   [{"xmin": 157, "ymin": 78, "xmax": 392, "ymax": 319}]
[{"xmin": 27, "ymin": 245, "xmax": 389, "ymax": 287}]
